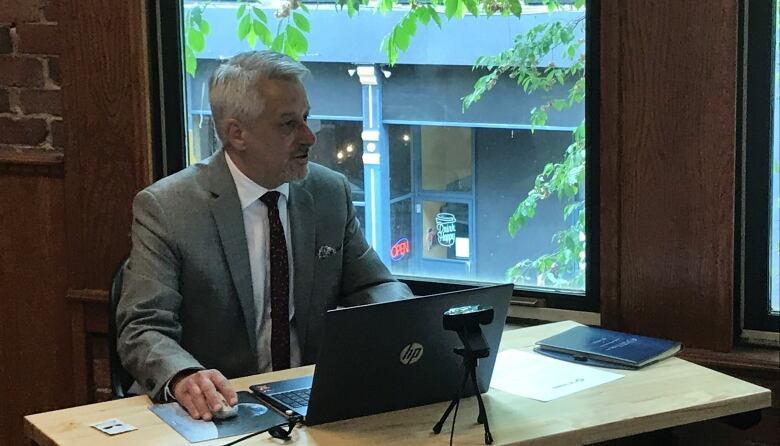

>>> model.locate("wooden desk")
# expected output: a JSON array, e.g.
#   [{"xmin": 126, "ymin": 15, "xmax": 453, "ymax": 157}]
[{"xmin": 25, "ymin": 321, "xmax": 772, "ymax": 446}]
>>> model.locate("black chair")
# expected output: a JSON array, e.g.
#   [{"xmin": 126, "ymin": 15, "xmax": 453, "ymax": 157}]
[{"xmin": 108, "ymin": 257, "xmax": 135, "ymax": 398}]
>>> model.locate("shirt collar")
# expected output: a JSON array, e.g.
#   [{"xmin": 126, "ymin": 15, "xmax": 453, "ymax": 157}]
[{"xmin": 224, "ymin": 151, "xmax": 289, "ymax": 210}]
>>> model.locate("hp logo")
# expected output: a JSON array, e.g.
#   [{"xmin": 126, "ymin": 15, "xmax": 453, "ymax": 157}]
[{"xmin": 399, "ymin": 343, "xmax": 424, "ymax": 365}]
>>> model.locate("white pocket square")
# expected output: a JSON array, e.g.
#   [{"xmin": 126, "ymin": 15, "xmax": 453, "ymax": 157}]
[{"xmin": 317, "ymin": 245, "xmax": 339, "ymax": 259}]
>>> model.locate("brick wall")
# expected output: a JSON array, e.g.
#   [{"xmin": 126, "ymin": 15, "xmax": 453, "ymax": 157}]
[{"xmin": 0, "ymin": 0, "xmax": 63, "ymax": 155}]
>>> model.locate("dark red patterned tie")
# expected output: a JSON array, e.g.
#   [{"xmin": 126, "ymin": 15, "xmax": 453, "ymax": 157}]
[{"xmin": 260, "ymin": 191, "xmax": 290, "ymax": 370}]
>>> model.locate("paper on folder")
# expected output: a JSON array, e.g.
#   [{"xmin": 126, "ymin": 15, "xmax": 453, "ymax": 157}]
[{"xmin": 489, "ymin": 349, "xmax": 624, "ymax": 402}]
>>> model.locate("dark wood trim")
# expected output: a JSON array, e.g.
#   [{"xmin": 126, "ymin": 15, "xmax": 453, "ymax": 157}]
[
  {"xmin": 62, "ymin": 0, "xmax": 153, "ymax": 293},
  {"xmin": 69, "ymin": 301, "xmax": 89, "ymax": 405},
  {"xmin": 84, "ymin": 303, "xmax": 109, "ymax": 335},
  {"xmin": 597, "ymin": 1, "xmax": 737, "ymax": 351},
  {"xmin": 0, "ymin": 150, "xmax": 64, "ymax": 166},
  {"xmin": 0, "ymin": 151, "xmax": 64, "ymax": 177},
  {"xmin": 0, "ymin": 172, "xmax": 70, "ymax": 446},
  {"xmin": 60, "ymin": 0, "xmax": 153, "ymax": 403},
  {"xmin": 66, "ymin": 288, "xmax": 109, "ymax": 304},
  {"xmin": 680, "ymin": 346, "xmax": 780, "ymax": 374},
  {"xmin": 598, "ymin": 0, "xmax": 623, "ymax": 329}
]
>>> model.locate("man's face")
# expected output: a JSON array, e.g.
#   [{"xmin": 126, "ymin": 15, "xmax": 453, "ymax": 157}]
[{"xmin": 233, "ymin": 78, "xmax": 316, "ymax": 188}]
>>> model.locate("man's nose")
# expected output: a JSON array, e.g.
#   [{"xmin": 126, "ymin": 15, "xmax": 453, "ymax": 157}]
[{"xmin": 300, "ymin": 122, "xmax": 316, "ymax": 145}]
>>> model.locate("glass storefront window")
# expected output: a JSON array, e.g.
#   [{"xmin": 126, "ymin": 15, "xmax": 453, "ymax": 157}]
[
  {"xmin": 307, "ymin": 119, "xmax": 364, "ymax": 202},
  {"xmin": 387, "ymin": 125, "xmax": 412, "ymax": 200},
  {"xmin": 389, "ymin": 199, "xmax": 413, "ymax": 275},
  {"xmin": 420, "ymin": 127, "xmax": 472, "ymax": 192},
  {"xmin": 179, "ymin": 1, "xmax": 588, "ymax": 295},
  {"xmin": 422, "ymin": 201, "xmax": 470, "ymax": 261}
]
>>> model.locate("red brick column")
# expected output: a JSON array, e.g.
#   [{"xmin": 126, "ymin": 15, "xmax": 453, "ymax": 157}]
[{"xmin": 0, "ymin": 0, "xmax": 63, "ymax": 155}]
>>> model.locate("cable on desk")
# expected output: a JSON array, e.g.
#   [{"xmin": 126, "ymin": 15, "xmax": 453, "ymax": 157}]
[
  {"xmin": 218, "ymin": 419, "xmax": 299, "ymax": 446},
  {"xmin": 219, "ymin": 430, "xmax": 264, "ymax": 446}
]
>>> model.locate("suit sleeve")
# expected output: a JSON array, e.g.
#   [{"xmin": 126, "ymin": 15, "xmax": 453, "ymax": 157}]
[
  {"xmin": 116, "ymin": 190, "xmax": 204, "ymax": 400},
  {"xmin": 336, "ymin": 175, "xmax": 414, "ymax": 306}
]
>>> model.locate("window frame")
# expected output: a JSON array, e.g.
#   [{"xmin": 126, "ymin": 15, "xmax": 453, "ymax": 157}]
[
  {"xmin": 738, "ymin": 0, "xmax": 780, "ymax": 334},
  {"xmin": 150, "ymin": 0, "xmax": 601, "ymax": 314},
  {"xmin": 149, "ymin": 0, "xmax": 188, "ymax": 180}
]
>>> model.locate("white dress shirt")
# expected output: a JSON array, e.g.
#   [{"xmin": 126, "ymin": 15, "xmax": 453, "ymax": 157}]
[{"xmin": 225, "ymin": 152, "xmax": 302, "ymax": 372}]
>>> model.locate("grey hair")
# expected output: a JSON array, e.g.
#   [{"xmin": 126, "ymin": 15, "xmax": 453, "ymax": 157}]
[{"xmin": 208, "ymin": 50, "xmax": 310, "ymax": 144}]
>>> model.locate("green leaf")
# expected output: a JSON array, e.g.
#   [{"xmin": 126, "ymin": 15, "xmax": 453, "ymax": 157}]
[
  {"xmin": 199, "ymin": 19, "xmax": 210, "ymax": 36},
  {"xmin": 237, "ymin": 14, "xmax": 251, "ymax": 40},
  {"xmin": 185, "ymin": 46, "xmax": 197, "ymax": 77},
  {"xmin": 286, "ymin": 25, "xmax": 308, "ymax": 54},
  {"xmin": 293, "ymin": 12, "xmax": 310, "ymax": 32},
  {"xmin": 393, "ymin": 25, "xmax": 411, "ymax": 51},
  {"xmin": 429, "ymin": 7, "xmax": 442, "ymax": 27},
  {"xmin": 508, "ymin": 0, "xmax": 522, "ymax": 17},
  {"xmin": 237, "ymin": 3, "xmax": 246, "ymax": 19},
  {"xmin": 252, "ymin": 6, "xmax": 267, "ymax": 22},
  {"xmin": 187, "ymin": 30, "xmax": 205, "ymax": 53},
  {"xmin": 445, "ymin": 0, "xmax": 459, "ymax": 18},
  {"xmin": 247, "ymin": 29, "xmax": 257, "ymax": 48},
  {"xmin": 271, "ymin": 32, "xmax": 285, "ymax": 52},
  {"xmin": 463, "ymin": 0, "xmax": 479, "ymax": 17},
  {"xmin": 284, "ymin": 37, "xmax": 298, "ymax": 59},
  {"xmin": 575, "ymin": 0, "xmax": 585, "ymax": 9},
  {"xmin": 253, "ymin": 21, "xmax": 272, "ymax": 45},
  {"xmin": 347, "ymin": 0, "xmax": 358, "ymax": 16},
  {"xmin": 551, "ymin": 99, "xmax": 567, "ymax": 111},
  {"xmin": 455, "ymin": 0, "xmax": 466, "ymax": 18},
  {"xmin": 563, "ymin": 204, "xmax": 575, "ymax": 219},
  {"xmin": 380, "ymin": 0, "xmax": 393, "ymax": 13},
  {"xmin": 382, "ymin": 34, "xmax": 398, "ymax": 65},
  {"xmin": 416, "ymin": 6, "xmax": 431, "ymax": 24},
  {"xmin": 574, "ymin": 120, "xmax": 585, "ymax": 141},
  {"xmin": 299, "ymin": 2, "xmax": 309, "ymax": 12},
  {"xmin": 401, "ymin": 15, "xmax": 416, "ymax": 36},
  {"xmin": 191, "ymin": 6, "xmax": 202, "ymax": 25},
  {"xmin": 559, "ymin": 27, "xmax": 572, "ymax": 43}
]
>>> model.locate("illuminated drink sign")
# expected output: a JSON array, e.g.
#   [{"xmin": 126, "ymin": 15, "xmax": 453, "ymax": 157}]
[
  {"xmin": 391, "ymin": 238, "xmax": 411, "ymax": 261},
  {"xmin": 435, "ymin": 213, "xmax": 456, "ymax": 247}
]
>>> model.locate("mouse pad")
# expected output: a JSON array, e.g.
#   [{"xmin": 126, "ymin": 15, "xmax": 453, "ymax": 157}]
[{"xmin": 150, "ymin": 391, "xmax": 290, "ymax": 442}]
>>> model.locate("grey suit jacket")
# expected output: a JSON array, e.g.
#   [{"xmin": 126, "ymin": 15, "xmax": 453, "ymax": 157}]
[{"xmin": 117, "ymin": 150, "xmax": 412, "ymax": 399}]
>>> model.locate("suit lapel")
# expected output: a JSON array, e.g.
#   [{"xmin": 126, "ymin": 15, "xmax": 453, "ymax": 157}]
[
  {"xmin": 206, "ymin": 151, "xmax": 258, "ymax": 355},
  {"xmin": 289, "ymin": 181, "xmax": 315, "ymax": 349}
]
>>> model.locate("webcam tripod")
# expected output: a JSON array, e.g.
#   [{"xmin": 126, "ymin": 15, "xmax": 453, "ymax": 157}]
[{"xmin": 432, "ymin": 327, "xmax": 494, "ymax": 445}]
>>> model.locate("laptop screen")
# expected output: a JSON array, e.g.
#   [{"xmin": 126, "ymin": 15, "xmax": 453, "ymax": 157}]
[{"xmin": 304, "ymin": 283, "xmax": 514, "ymax": 425}]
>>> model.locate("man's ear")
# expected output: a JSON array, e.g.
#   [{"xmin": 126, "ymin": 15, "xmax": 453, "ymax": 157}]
[{"xmin": 224, "ymin": 119, "xmax": 244, "ymax": 152}]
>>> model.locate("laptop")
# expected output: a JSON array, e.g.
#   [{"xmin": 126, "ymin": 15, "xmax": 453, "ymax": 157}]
[{"xmin": 249, "ymin": 283, "xmax": 514, "ymax": 425}]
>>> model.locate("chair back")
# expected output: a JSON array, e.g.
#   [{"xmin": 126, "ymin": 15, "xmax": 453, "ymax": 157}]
[{"xmin": 109, "ymin": 257, "xmax": 135, "ymax": 398}]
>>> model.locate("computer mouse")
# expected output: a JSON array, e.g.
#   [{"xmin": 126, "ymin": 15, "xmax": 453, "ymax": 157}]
[{"xmin": 212, "ymin": 403, "xmax": 239, "ymax": 420}]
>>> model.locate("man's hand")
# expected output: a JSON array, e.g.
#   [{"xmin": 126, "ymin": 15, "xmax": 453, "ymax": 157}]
[{"xmin": 171, "ymin": 369, "xmax": 238, "ymax": 421}]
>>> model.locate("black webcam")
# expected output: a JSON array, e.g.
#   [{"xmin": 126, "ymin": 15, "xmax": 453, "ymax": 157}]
[
  {"xmin": 435, "ymin": 303, "xmax": 496, "ymax": 444},
  {"xmin": 443, "ymin": 305, "xmax": 494, "ymax": 331},
  {"xmin": 442, "ymin": 304, "xmax": 494, "ymax": 358}
]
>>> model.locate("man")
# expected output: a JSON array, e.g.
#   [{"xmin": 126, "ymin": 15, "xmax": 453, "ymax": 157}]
[{"xmin": 117, "ymin": 50, "xmax": 413, "ymax": 421}]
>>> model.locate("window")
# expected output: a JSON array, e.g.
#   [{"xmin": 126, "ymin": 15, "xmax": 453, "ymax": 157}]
[
  {"xmin": 157, "ymin": 0, "xmax": 597, "ymax": 310},
  {"xmin": 740, "ymin": 0, "xmax": 780, "ymax": 333},
  {"xmin": 773, "ymin": 1, "xmax": 780, "ymax": 319}
]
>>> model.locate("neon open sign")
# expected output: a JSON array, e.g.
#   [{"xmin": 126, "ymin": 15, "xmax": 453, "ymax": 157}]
[{"xmin": 390, "ymin": 238, "xmax": 410, "ymax": 261}]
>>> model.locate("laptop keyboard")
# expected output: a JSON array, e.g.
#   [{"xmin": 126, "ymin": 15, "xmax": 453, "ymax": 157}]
[{"xmin": 274, "ymin": 388, "xmax": 311, "ymax": 409}]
